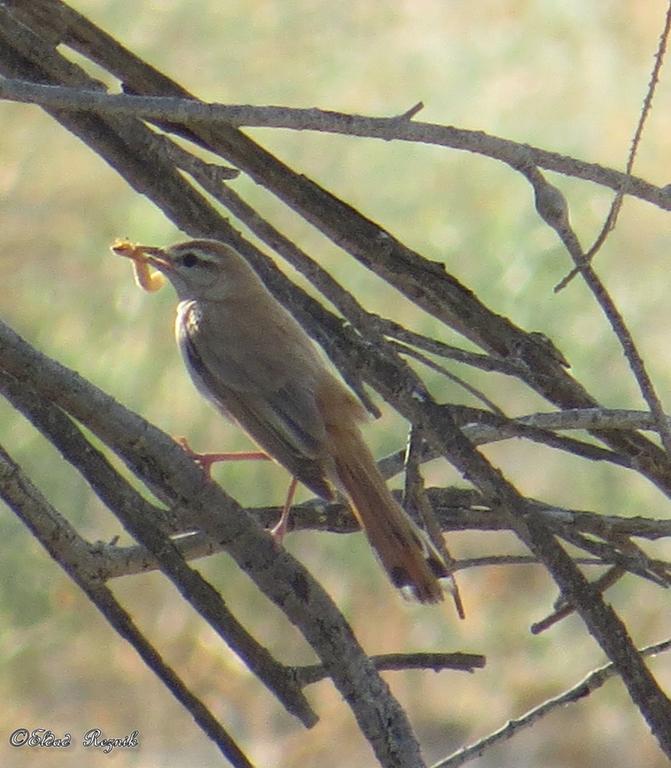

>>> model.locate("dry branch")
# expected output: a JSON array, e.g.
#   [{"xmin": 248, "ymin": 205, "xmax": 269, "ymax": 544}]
[{"xmin": 1, "ymin": 1, "xmax": 671, "ymax": 765}]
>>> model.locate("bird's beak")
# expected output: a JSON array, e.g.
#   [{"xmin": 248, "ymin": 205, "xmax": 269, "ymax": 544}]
[
  {"xmin": 111, "ymin": 241, "xmax": 173, "ymax": 272},
  {"xmin": 135, "ymin": 245, "xmax": 173, "ymax": 272}
]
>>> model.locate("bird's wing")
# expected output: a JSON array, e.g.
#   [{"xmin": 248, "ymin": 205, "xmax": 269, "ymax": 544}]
[{"xmin": 178, "ymin": 302, "xmax": 334, "ymax": 498}]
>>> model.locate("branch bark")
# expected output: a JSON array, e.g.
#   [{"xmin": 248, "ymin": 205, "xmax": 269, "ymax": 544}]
[
  {"xmin": 0, "ymin": 316, "xmax": 429, "ymax": 768},
  {"xmin": 0, "ymin": 444, "xmax": 256, "ymax": 768},
  {"xmin": 2, "ymin": 0, "xmax": 671, "ymax": 763}
]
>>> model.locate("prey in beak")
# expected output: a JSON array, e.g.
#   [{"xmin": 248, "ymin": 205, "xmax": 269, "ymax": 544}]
[{"xmin": 111, "ymin": 239, "xmax": 169, "ymax": 293}]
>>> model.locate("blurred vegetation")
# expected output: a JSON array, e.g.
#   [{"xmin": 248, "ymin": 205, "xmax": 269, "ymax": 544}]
[{"xmin": 2, "ymin": 1, "xmax": 671, "ymax": 767}]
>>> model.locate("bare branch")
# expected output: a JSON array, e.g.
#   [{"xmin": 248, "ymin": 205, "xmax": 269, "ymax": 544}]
[
  {"xmin": 78, "ymin": 493, "xmax": 671, "ymax": 583},
  {"xmin": 0, "ymin": 369, "xmax": 317, "ymax": 726},
  {"xmin": 0, "ymin": 77, "xmax": 669, "ymax": 212},
  {"xmin": 403, "ymin": 425, "xmax": 465, "ymax": 619},
  {"xmin": 0, "ymin": 307, "xmax": 432, "ymax": 765},
  {"xmin": 0, "ymin": 444, "xmax": 255, "ymax": 768},
  {"xmin": 556, "ymin": 2, "xmax": 671, "ymax": 289},
  {"xmin": 392, "ymin": 341, "xmax": 506, "ymax": 416},
  {"xmin": 433, "ymin": 637, "xmax": 671, "ymax": 768},
  {"xmin": 294, "ymin": 652, "xmax": 486, "ymax": 687},
  {"xmin": 530, "ymin": 567, "xmax": 627, "ymax": 634}
]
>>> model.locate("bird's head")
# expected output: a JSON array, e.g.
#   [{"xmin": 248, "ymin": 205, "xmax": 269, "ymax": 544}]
[{"xmin": 112, "ymin": 239, "xmax": 261, "ymax": 301}]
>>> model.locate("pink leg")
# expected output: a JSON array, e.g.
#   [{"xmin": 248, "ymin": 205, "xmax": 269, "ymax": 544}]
[
  {"xmin": 178, "ymin": 437, "xmax": 270, "ymax": 478},
  {"xmin": 270, "ymin": 476, "xmax": 299, "ymax": 544},
  {"xmin": 179, "ymin": 439, "xmax": 298, "ymax": 542}
]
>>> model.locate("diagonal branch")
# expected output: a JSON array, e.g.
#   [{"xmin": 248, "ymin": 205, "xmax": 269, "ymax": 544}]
[
  {"xmin": 434, "ymin": 636, "xmax": 671, "ymax": 768},
  {"xmin": 518, "ymin": 165, "xmax": 671, "ymax": 456},
  {"xmin": 0, "ymin": 369, "xmax": 317, "ymax": 727},
  {"xmin": 555, "ymin": 1, "xmax": 671, "ymax": 289},
  {"xmin": 0, "ymin": 316, "xmax": 429, "ymax": 768},
  {"xmin": 3, "ymin": 0, "xmax": 671, "ymax": 760},
  {"xmin": 0, "ymin": 444, "xmax": 256, "ymax": 768}
]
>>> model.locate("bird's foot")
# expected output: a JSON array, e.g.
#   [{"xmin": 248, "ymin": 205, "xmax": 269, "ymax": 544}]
[{"xmin": 177, "ymin": 437, "xmax": 270, "ymax": 479}]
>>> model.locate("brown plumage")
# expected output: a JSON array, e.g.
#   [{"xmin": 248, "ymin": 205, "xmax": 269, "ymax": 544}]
[{"xmin": 113, "ymin": 238, "xmax": 448, "ymax": 603}]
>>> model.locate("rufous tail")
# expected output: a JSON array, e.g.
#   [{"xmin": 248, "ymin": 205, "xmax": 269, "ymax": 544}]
[{"xmin": 327, "ymin": 421, "xmax": 448, "ymax": 604}]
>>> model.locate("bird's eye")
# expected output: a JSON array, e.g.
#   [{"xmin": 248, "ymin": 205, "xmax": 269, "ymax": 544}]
[{"xmin": 180, "ymin": 252, "xmax": 199, "ymax": 268}]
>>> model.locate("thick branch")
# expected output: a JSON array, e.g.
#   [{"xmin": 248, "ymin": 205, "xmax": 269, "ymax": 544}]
[
  {"xmin": 0, "ymin": 369, "xmax": 316, "ymax": 727},
  {"xmin": 0, "ymin": 445, "xmax": 255, "ymax": 768},
  {"xmin": 0, "ymin": 316, "xmax": 428, "ymax": 768},
  {"xmin": 0, "ymin": 78, "xmax": 668, "ymax": 212},
  {"xmin": 3, "ymin": 1, "xmax": 671, "ymax": 760}
]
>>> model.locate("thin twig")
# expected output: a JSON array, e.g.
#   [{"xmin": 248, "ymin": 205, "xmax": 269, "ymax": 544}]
[
  {"xmin": 379, "ymin": 407, "xmax": 637, "ymax": 480},
  {"xmin": 394, "ymin": 101, "xmax": 425, "ymax": 120},
  {"xmin": 517, "ymin": 165, "xmax": 671, "ymax": 457},
  {"xmin": 433, "ymin": 636, "xmax": 671, "ymax": 768},
  {"xmin": 555, "ymin": 2, "xmax": 671, "ymax": 290},
  {"xmin": 294, "ymin": 651, "xmax": 485, "ymax": 687},
  {"xmin": 392, "ymin": 340, "xmax": 506, "ymax": 416},
  {"xmin": 530, "ymin": 567, "xmax": 626, "ymax": 634},
  {"xmin": 373, "ymin": 317, "xmax": 523, "ymax": 376},
  {"xmin": 554, "ymin": 525, "xmax": 669, "ymax": 588},
  {"xmin": 403, "ymin": 425, "xmax": 465, "ymax": 618}
]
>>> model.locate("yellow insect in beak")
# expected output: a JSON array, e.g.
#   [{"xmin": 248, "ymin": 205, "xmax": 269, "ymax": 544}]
[{"xmin": 111, "ymin": 239, "xmax": 167, "ymax": 293}]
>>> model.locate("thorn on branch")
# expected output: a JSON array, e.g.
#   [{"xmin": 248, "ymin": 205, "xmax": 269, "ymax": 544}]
[{"xmin": 395, "ymin": 101, "xmax": 425, "ymax": 121}]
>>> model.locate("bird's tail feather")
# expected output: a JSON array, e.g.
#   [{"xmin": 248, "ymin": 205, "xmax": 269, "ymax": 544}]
[{"xmin": 328, "ymin": 421, "xmax": 448, "ymax": 604}]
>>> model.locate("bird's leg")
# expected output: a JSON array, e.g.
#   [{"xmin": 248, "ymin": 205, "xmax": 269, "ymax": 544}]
[
  {"xmin": 270, "ymin": 476, "xmax": 299, "ymax": 544},
  {"xmin": 177, "ymin": 437, "xmax": 271, "ymax": 479},
  {"xmin": 178, "ymin": 438, "xmax": 298, "ymax": 542}
]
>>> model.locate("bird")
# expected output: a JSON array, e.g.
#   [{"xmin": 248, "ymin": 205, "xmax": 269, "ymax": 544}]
[{"xmin": 112, "ymin": 238, "xmax": 450, "ymax": 603}]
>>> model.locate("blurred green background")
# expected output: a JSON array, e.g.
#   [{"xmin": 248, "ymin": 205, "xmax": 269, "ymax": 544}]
[{"xmin": 2, "ymin": 1, "xmax": 671, "ymax": 766}]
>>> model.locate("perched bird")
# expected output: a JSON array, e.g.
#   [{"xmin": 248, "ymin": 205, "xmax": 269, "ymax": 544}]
[{"xmin": 113, "ymin": 238, "xmax": 450, "ymax": 603}]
